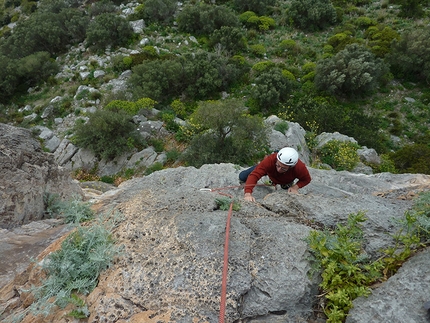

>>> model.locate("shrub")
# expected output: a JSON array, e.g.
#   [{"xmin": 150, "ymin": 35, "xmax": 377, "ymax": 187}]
[
  {"xmin": 129, "ymin": 52, "xmax": 247, "ymax": 102},
  {"xmin": 251, "ymin": 61, "xmax": 275, "ymax": 73},
  {"xmin": 250, "ymin": 68, "xmax": 292, "ymax": 112},
  {"xmin": 306, "ymin": 212, "xmax": 384, "ymax": 323},
  {"xmin": 249, "ymin": 44, "xmax": 266, "ymax": 57},
  {"xmin": 326, "ymin": 32, "xmax": 357, "ymax": 53},
  {"xmin": 288, "ymin": 0, "xmax": 337, "ymax": 31},
  {"xmin": 86, "ymin": 13, "xmax": 134, "ymax": 52},
  {"xmin": 140, "ymin": 0, "xmax": 177, "ymax": 24},
  {"xmin": 88, "ymin": 0, "xmax": 117, "ymax": 17},
  {"xmin": 239, "ymin": 10, "xmax": 257, "ymax": 24},
  {"xmin": 318, "ymin": 139, "xmax": 360, "ymax": 171},
  {"xmin": 257, "ymin": 16, "xmax": 276, "ymax": 31},
  {"xmin": 364, "ymin": 25, "xmax": 400, "ymax": 58},
  {"xmin": 28, "ymin": 211, "xmax": 122, "ymax": 318},
  {"xmin": 209, "ymin": 26, "xmax": 247, "ymax": 54},
  {"xmin": 232, "ymin": 0, "xmax": 276, "ymax": 15},
  {"xmin": 181, "ymin": 99, "xmax": 269, "ymax": 167},
  {"xmin": 389, "ymin": 143, "xmax": 430, "ymax": 174},
  {"xmin": 72, "ymin": 109, "xmax": 145, "ymax": 160},
  {"xmin": 177, "ymin": 3, "xmax": 239, "ymax": 36},
  {"xmin": 386, "ymin": 27, "xmax": 430, "ymax": 83},
  {"xmin": 274, "ymin": 121, "xmax": 289, "ymax": 134},
  {"xmin": 314, "ymin": 43, "xmax": 389, "ymax": 97}
]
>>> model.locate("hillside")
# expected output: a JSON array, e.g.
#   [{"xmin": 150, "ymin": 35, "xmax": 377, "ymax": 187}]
[{"xmin": 0, "ymin": 0, "xmax": 429, "ymax": 177}]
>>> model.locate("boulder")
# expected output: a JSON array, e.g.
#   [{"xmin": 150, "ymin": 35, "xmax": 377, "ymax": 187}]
[{"xmin": 0, "ymin": 123, "xmax": 83, "ymax": 228}]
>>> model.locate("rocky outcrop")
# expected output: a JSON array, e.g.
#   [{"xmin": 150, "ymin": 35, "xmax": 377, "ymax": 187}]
[
  {"xmin": 1, "ymin": 163, "xmax": 429, "ymax": 323},
  {"xmin": 0, "ymin": 123, "xmax": 83, "ymax": 228}
]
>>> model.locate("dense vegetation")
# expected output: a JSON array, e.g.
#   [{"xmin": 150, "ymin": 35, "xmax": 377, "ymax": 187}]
[{"xmin": 0, "ymin": 0, "xmax": 429, "ymax": 173}]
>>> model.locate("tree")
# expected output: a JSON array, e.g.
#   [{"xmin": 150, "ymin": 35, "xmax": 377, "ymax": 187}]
[
  {"xmin": 181, "ymin": 99, "xmax": 269, "ymax": 167},
  {"xmin": 86, "ymin": 13, "xmax": 134, "ymax": 52},
  {"xmin": 142, "ymin": 0, "xmax": 177, "ymax": 24},
  {"xmin": 288, "ymin": 0, "xmax": 337, "ymax": 31},
  {"xmin": 389, "ymin": 144, "xmax": 430, "ymax": 174},
  {"xmin": 209, "ymin": 26, "xmax": 247, "ymax": 54},
  {"xmin": 177, "ymin": 3, "xmax": 239, "ymax": 36},
  {"xmin": 314, "ymin": 43, "xmax": 389, "ymax": 97},
  {"xmin": 251, "ymin": 68, "xmax": 292, "ymax": 113},
  {"xmin": 387, "ymin": 27, "xmax": 430, "ymax": 83},
  {"xmin": 72, "ymin": 109, "xmax": 145, "ymax": 160}
]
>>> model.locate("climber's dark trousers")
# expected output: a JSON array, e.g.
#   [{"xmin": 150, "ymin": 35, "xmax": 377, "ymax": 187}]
[{"xmin": 239, "ymin": 165, "xmax": 257, "ymax": 182}]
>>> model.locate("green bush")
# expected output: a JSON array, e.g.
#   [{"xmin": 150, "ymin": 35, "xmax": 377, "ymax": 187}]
[
  {"xmin": 88, "ymin": 0, "xmax": 117, "ymax": 17},
  {"xmin": 364, "ymin": 25, "xmax": 400, "ymax": 58},
  {"xmin": 209, "ymin": 26, "xmax": 247, "ymax": 54},
  {"xmin": 28, "ymin": 210, "xmax": 122, "ymax": 318},
  {"xmin": 249, "ymin": 44, "xmax": 266, "ymax": 57},
  {"xmin": 274, "ymin": 121, "xmax": 289, "ymax": 134},
  {"xmin": 140, "ymin": 0, "xmax": 177, "ymax": 24},
  {"xmin": 181, "ymin": 99, "xmax": 269, "ymax": 167},
  {"xmin": 387, "ymin": 27, "xmax": 430, "ymax": 83},
  {"xmin": 288, "ymin": 0, "xmax": 337, "ymax": 31},
  {"xmin": 86, "ymin": 13, "xmax": 134, "ymax": 52},
  {"xmin": 129, "ymin": 52, "xmax": 247, "ymax": 102},
  {"xmin": 232, "ymin": 0, "xmax": 276, "ymax": 15},
  {"xmin": 72, "ymin": 109, "xmax": 145, "ymax": 160},
  {"xmin": 251, "ymin": 68, "xmax": 292, "ymax": 112},
  {"xmin": 326, "ymin": 32, "xmax": 357, "ymax": 53},
  {"xmin": 177, "ymin": 3, "xmax": 239, "ymax": 36},
  {"xmin": 314, "ymin": 43, "xmax": 389, "ymax": 97},
  {"xmin": 389, "ymin": 143, "xmax": 430, "ymax": 174},
  {"xmin": 307, "ymin": 212, "xmax": 383, "ymax": 322},
  {"xmin": 318, "ymin": 139, "xmax": 360, "ymax": 171},
  {"xmin": 0, "ymin": 8, "xmax": 89, "ymax": 59}
]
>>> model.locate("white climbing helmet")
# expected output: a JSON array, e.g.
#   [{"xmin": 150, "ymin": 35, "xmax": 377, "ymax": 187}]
[{"xmin": 277, "ymin": 147, "xmax": 299, "ymax": 166}]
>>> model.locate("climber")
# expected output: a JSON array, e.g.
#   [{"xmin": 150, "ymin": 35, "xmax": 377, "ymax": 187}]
[{"xmin": 239, "ymin": 147, "xmax": 311, "ymax": 202}]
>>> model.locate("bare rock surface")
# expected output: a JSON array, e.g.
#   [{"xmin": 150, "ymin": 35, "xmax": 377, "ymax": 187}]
[
  {"xmin": 1, "ymin": 163, "xmax": 429, "ymax": 323},
  {"xmin": 0, "ymin": 123, "xmax": 83, "ymax": 228}
]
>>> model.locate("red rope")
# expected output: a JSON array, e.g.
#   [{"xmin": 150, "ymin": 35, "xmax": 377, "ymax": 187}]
[
  {"xmin": 201, "ymin": 183, "xmax": 272, "ymax": 323},
  {"xmin": 218, "ymin": 192, "xmax": 233, "ymax": 323}
]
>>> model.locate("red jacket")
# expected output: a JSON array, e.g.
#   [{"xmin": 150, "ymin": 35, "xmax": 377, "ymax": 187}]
[{"xmin": 244, "ymin": 153, "xmax": 311, "ymax": 194}]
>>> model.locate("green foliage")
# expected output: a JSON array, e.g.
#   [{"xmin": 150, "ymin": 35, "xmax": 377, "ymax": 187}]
[
  {"xmin": 72, "ymin": 109, "xmax": 145, "ymax": 160},
  {"xmin": 177, "ymin": 3, "xmax": 239, "ymax": 36},
  {"xmin": 232, "ymin": 0, "xmax": 276, "ymax": 15},
  {"xmin": 257, "ymin": 16, "xmax": 276, "ymax": 31},
  {"xmin": 88, "ymin": 0, "xmax": 117, "ymax": 17},
  {"xmin": 387, "ymin": 27, "xmax": 430, "ymax": 83},
  {"xmin": 140, "ymin": 0, "xmax": 177, "ymax": 24},
  {"xmin": 249, "ymin": 44, "xmax": 266, "ymax": 57},
  {"xmin": 67, "ymin": 294, "xmax": 89, "ymax": 319},
  {"xmin": 144, "ymin": 162, "xmax": 164, "ymax": 175},
  {"xmin": 381, "ymin": 191, "xmax": 430, "ymax": 277},
  {"xmin": 288, "ymin": 0, "xmax": 337, "ymax": 31},
  {"xmin": 306, "ymin": 212, "xmax": 384, "ymax": 323},
  {"xmin": 215, "ymin": 197, "xmax": 241, "ymax": 211},
  {"xmin": 50, "ymin": 197, "xmax": 95, "ymax": 224},
  {"xmin": 239, "ymin": 11, "xmax": 257, "ymax": 24},
  {"xmin": 353, "ymin": 16, "xmax": 376, "ymax": 28},
  {"xmin": 0, "ymin": 8, "xmax": 89, "ymax": 59},
  {"xmin": 274, "ymin": 121, "xmax": 289, "ymax": 134},
  {"xmin": 86, "ymin": 13, "xmax": 134, "ymax": 52},
  {"xmin": 129, "ymin": 52, "xmax": 248, "ymax": 102},
  {"xmin": 0, "ymin": 52, "xmax": 59, "ymax": 103},
  {"xmin": 393, "ymin": 0, "xmax": 425, "ymax": 17},
  {"xmin": 315, "ymin": 43, "xmax": 389, "ymax": 97},
  {"xmin": 318, "ymin": 140, "xmax": 360, "ymax": 171},
  {"xmin": 209, "ymin": 26, "xmax": 247, "ymax": 54},
  {"xmin": 326, "ymin": 32, "xmax": 357, "ymax": 53},
  {"xmin": 105, "ymin": 98, "xmax": 157, "ymax": 115},
  {"xmin": 389, "ymin": 143, "xmax": 430, "ymax": 174},
  {"xmin": 251, "ymin": 68, "xmax": 292, "ymax": 113},
  {"xmin": 251, "ymin": 61, "xmax": 275, "ymax": 73},
  {"xmin": 28, "ymin": 211, "xmax": 122, "ymax": 318},
  {"xmin": 364, "ymin": 25, "xmax": 400, "ymax": 58},
  {"xmin": 181, "ymin": 99, "xmax": 269, "ymax": 167}
]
